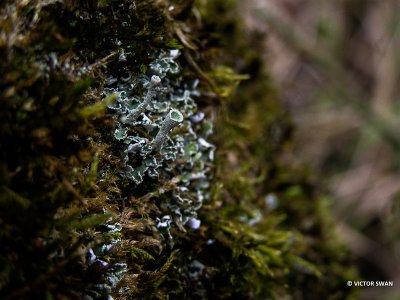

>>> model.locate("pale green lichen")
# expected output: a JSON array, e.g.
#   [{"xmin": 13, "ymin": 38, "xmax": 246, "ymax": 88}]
[
  {"xmin": 105, "ymin": 50, "xmax": 214, "ymax": 238},
  {"xmin": 152, "ymin": 109, "xmax": 184, "ymax": 151},
  {"xmin": 0, "ymin": 0, "xmax": 358, "ymax": 299}
]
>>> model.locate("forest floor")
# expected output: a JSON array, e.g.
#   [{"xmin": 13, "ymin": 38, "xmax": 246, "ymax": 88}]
[{"xmin": 240, "ymin": 1, "xmax": 400, "ymax": 299}]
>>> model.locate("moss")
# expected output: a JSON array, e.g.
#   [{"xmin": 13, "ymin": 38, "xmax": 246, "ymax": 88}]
[{"xmin": 0, "ymin": 0, "xmax": 357, "ymax": 299}]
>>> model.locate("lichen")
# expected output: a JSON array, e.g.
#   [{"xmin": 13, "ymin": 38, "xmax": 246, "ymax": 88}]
[
  {"xmin": 0, "ymin": 0, "xmax": 358, "ymax": 299},
  {"xmin": 104, "ymin": 49, "xmax": 214, "ymax": 241}
]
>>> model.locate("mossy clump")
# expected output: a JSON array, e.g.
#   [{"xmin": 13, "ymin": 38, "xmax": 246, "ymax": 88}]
[{"xmin": 1, "ymin": 0, "xmax": 357, "ymax": 299}]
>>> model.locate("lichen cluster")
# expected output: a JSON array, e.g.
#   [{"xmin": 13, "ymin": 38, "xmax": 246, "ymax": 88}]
[
  {"xmin": 105, "ymin": 50, "xmax": 213, "ymax": 239},
  {"xmin": 0, "ymin": 0, "xmax": 358, "ymax": 299}
]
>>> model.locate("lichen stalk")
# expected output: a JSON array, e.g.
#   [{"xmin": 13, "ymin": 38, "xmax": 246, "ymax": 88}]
[
  {"xmin": 130, "ymin": 75, "xmax": 161, "ymax": 121},
  {"xmin": 152, "ymin": 109, "xmax": 184, "ymax": 151}
]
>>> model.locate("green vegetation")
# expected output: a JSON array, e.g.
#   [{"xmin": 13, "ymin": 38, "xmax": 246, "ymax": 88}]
[{"xmin": 0, "ymin": 0, "xmax": 357, "ymax": 299}]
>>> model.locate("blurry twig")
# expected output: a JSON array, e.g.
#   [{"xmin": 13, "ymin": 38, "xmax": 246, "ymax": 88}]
[
  {"xmin": 337, "ymin": 222, "xmax": 399, "ymax": 278},
  {"xmin": 254, "ymin": 9, "xmax": 363, "ymax": 98},
  {"xmin": 255, "ymin": 9, "xmax": 400, "ymax": 152},
  {"xmin": 183, "ymin": 50, "xmax": 222, "ymax": 100}
]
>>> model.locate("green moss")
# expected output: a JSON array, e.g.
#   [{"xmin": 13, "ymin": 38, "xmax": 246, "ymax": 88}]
[{"xmin": 0, "ymin": 0, "xmax": 357, "ymax": 299}]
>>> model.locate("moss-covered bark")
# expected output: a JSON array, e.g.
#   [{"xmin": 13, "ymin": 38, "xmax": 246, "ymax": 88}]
[{"xmin": 0, "ymin": 0, "xmax": 357, "ymax": 299}]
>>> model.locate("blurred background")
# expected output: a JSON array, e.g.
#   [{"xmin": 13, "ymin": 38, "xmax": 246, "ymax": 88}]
[{"xmin": 240, "ymin": 0, "xmax": 400, "ymax": 299}]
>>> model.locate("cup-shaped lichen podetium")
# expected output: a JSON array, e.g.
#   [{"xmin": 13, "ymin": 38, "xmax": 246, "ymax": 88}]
[
  {"xmin": 129, "ymin": 75, "xmax": 161, "ymax": 121},
  {"xmin": 152, "ymin": 109, "xmax": 184, "ymax": 152}
]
